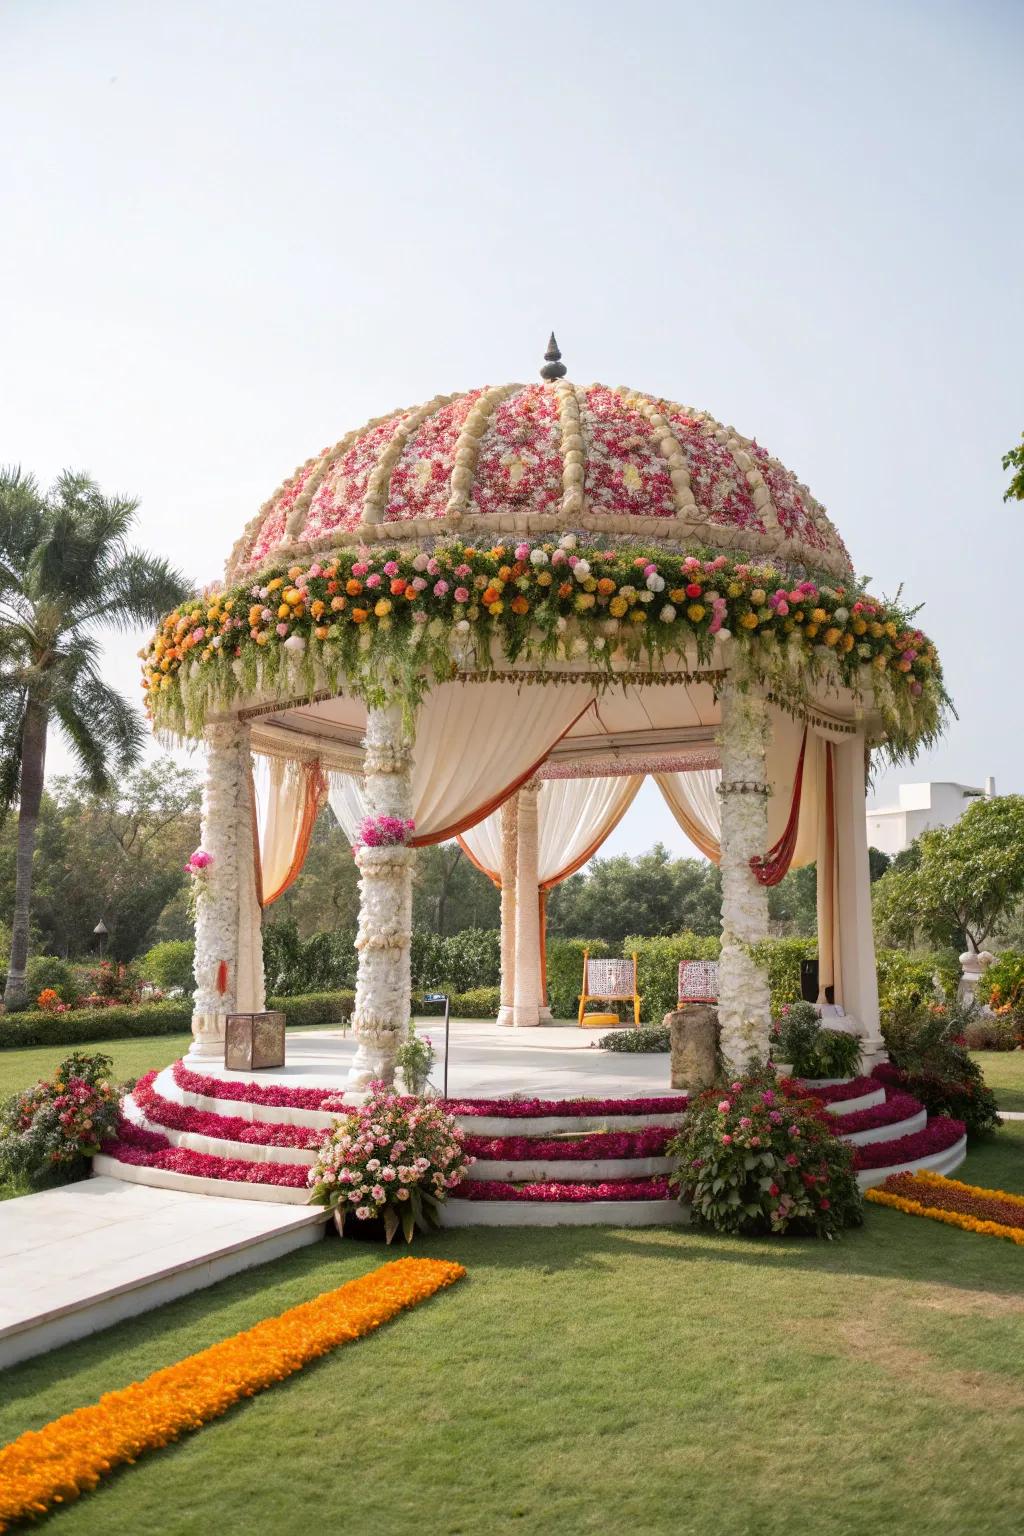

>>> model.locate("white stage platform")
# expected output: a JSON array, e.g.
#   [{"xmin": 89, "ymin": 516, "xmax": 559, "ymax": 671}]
[{"xmin": 194, "ymin": 1019, "xmax": 679, "ymax": 1099}]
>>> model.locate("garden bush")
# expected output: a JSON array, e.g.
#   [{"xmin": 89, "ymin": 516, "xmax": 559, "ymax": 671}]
[
  {"xmin": 875, "ymin": 948, "xmax": 945, "ymax": 1020},
  {"xmin": 771, "ymin": 1001, "xmax": 861, "ymax": 1079},
  {"xmin": 263, "ymin": 919, "xmax": 357, "ymax": 996},
  {"xmin": 880, "ymin": 1003, "xmax": 1001, "ymax": 1137},
  {"xmin": 25, "ymin": 955, "xmax": 80, "ymax": 1006},
  {"xmin": 960, "ymin": 1014, "xmax": 1021, "ymax": 1051},
  {"xmin": 599, "ymin": 1025, "xmax": 671, "ymax": 1053},
  {"xmin": 983, "ymin": 949, "xmax": 1024, "ymax": 1024},
  {"xmin": 546, "ymin": 938, "xmax": 610, "ymax": 1019},
  {"xmin": 410, "ymin": 929, "xmax": 501, "ymax": 994},
  {"xmin": 668, "ymin": 1064, "xmax": 863, "ymax": 1237},
  {"xmin": 139, "ymin": 940, "xmax": 195, "ymax": 991},
  {"xmin": 413, "ymin": 987, "xmax": 501, "ymax": 1018},
  {"xmin": 748, "ymin": 937, "xmax": 818, "ymax": 1013},
  {"xmin": 0, "ymin": 999, "xmax": 194, "ymax": 1049},
  {"xmin": 0, "ymin": 1051, "xmax": 124, "ymax": 1190},
  {"xmin": 269, "ymin": 990, "xmax": 355, "ymax": 1027}
]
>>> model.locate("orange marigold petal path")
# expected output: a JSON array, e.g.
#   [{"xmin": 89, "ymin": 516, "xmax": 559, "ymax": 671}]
[
  {"xmin": 0, "ymin": 1257, "xmax": 465, "ymax": 1531},
  {"xmin": 866, "ymin": 1172, "xmax": 1024, "ymax": 1246}
]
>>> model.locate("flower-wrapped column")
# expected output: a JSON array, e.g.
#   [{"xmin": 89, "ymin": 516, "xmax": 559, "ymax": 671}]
[
  {"xmin": 497, "ymin": 794, "xmax": 518, "ymax": 1028},
  {"xmin": 347, "ymin": 705, "xmax": 416, "ymax": 1089},
  {"xmin": 512, "ymin": 780, "xmax": 542, "ymax": 1028},
  {"xmin": 190, "ymin": 719, "xmax": 265, "ymax": 1061},
  {"xmin": 717, "ymin": 684, "xmax": 772, "ymax": 1072},
  {"xmin": 833, "ymin": 732, "xmax": 884, "ymax": 1060}
]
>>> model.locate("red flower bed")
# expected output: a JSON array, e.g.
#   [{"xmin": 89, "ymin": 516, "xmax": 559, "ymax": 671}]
[
  {"xmin": 456, "ymin": 1175, "xmax": 672, "ymax": 1202},
  {"xmin": 135, "ymin": 1072, "xmax": 326, "ymax": 1149},
  {"xmin": 101, "ymin": 1115, "xmax": 309, "ymax": 1188},
  {"xmin": 443, "ymin": 1095, "xmax": 686, "ymax": 1119},
  {"xmin": 831, "ymin": 1093, "xmax": 923, "ymax": 1136},
  {"xmin": 173, "ymin": 1060, "xmax": 347, "ymax": 1111},
  {"xmin": 851, "ymin": 1115, "xmax": 965, "ymax": 1171},
  {"xmin": 791, "ymin": 1076, "xmax": 880, "ymax": 1105},
  {"xmin": 463, "ymin": 1126, "xmax": 673, "ymax": 1160}
]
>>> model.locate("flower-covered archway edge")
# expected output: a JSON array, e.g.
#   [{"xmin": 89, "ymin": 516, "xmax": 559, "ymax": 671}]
[{"xmin": 142, "ymin": 535, "xmax": 949, "ymax": 763}]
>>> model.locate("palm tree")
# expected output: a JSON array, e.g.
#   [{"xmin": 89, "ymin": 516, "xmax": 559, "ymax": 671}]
[{"xmin": 0, "ymin": 469, "xmax": 189, "ymax": 1008}]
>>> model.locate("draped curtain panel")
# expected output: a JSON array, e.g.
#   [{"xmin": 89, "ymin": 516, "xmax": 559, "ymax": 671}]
[
  {"xmin": 328, "ymin": 681, "xmax": 597, "ymax": 848},
  {"xmin": 815, "ymin": 739, "xmax": 843, "ymax": 1005},
  {"xmin": 251, "ymin": 754, "xmax": 328, "ymax": 907},
  {"xmin": 654, "ymin": 768, "xmax": 722, "ymax": 862},
  {"xmin": 458, "ymin": 774, "xmax": 641, "ymax": 886}
]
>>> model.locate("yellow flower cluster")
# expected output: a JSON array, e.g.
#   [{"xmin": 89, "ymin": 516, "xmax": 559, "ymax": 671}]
[
  {"xmin": 0, "ymin": 1257, "xmax": 465, "ymax": 1530},
  {"xmin": 866, "ymin": 1170, "xmax": 1024, "ymax": 1246}
]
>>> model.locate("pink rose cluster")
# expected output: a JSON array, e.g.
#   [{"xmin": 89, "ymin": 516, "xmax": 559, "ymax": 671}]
[
  {"xmin": 307, "ymin": 1082, "xmax": 472, "ymax": 1240},
  {"xmin": 184, "ymin": 848, "xmax": 213, "ymax": 878},
  {"xmin": 354, "ymin": 814, "xmax": 416, "ymax": 849}
]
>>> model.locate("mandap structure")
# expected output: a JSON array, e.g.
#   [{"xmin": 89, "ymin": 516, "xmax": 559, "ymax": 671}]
[{"xmin": 144, "ymin": 339, "xmax": 948, "ymax": 1088}]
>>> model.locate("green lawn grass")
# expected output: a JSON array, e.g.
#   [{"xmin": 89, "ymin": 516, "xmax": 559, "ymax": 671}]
[
  {"xmin": 971, "ymin": 1050, "xmax": 1024, "ymax": 1112},
  {"xmin": 2, "ymin": 1122, "xmax": 1023, "ymax": 1536}
]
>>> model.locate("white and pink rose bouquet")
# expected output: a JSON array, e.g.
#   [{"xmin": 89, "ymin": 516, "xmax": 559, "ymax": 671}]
[{"xmin": 308, "ymin": 1082, "xmax": 472, "ymax": 1242}]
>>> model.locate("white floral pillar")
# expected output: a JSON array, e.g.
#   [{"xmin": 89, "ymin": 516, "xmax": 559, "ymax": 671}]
[
  {"xmin": 717, "ymin": 683, "xmax": 772, "ymax": 1072},
  {"xmin": 833, "ymin": 733, "xmax": 884, "ymax": 1060},
  {"xmin": 497, "ymin": 794, "xmax": 518, "ymax": 1027},
  {"xmin": 190, "ymin": 719, "xmax": 265, "ymax": 1061},
  {"xmin": 512, "ymin": 779, "xmax": 542, "ymax": 1028},
  {"xmin": 347, "ymin": 704, "xmax": 416, "ymax": 1089}
]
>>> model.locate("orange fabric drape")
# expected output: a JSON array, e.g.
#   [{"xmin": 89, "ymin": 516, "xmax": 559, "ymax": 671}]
[
  {"xmin": 749, "ymin": 729, "xmax": 808, "ymax": 886},
  {"xmin": 262, "ymin": 760, "xmax": 328, "ymax": 908}
]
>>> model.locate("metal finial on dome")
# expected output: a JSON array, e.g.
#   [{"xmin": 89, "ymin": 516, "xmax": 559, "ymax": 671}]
[{"xmin": 539, "ymin": 332, "xmax": 567, "ymax": 381}]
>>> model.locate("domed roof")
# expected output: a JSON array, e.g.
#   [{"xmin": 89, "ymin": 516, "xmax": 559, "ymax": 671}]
[{"xmin": 228, "ymin": 380, "xmax": 852, "ymax": 581}]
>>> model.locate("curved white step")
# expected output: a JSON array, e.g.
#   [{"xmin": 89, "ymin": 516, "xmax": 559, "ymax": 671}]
[
  {"xmin": 158, "ymin": 1068, "xmax": 342, "ymax": 1129},
  {"xmin": 822, "ymin": 1087, "xmax": 886, "ymax": 1116},
  {"xmin": 467, "ymin": 1155, "xmax": 673, "ymax": 1181},
  {"xmin": 841, "ymin": 1108, "xmax": 928, "ymax": 1147},
  {"xmin": 452, "ymin": 1108, "xmax": 685, "ymax": 1136},
  {"xmin": 123, "ymin": 1095, "xmax": 320, "ymax": 1166},
  {"xmin": 439, "ymin": 1197, "xmax": 689, "ymax": 1227},
  {"xmin": 92, "ymin": 1152, "xmax": 312, "ymax": 1204},
  {"xmin": 855, "ymin": 1134, "xmax": 968, "ymax": 1190}
]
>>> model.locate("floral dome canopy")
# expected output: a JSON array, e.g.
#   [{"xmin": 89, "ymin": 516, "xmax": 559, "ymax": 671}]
[{"xmin": 229, "ymin": 382, "xmax": 853, "ymax": 582}]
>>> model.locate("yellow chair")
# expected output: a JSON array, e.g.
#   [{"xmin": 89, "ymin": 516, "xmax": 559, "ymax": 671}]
[{"xmin": 578, "ymin": 951, "xmax": 642, "ymax": 1028}]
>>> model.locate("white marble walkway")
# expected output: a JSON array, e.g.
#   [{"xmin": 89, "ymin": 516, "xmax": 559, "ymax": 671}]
[{"xmin": 0, "ymin": 1176, "xmax": 326, "ymax": 1369}]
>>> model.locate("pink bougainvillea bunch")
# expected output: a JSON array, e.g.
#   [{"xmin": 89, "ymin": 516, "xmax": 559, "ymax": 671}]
[{"xmin": 353, "ymin": 815, "xmax": 415, "ymax": 850}]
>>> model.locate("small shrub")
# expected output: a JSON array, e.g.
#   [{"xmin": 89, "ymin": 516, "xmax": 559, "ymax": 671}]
[
  {"xmin": 961, "ymin": 1016, "xmax": 1021, "ymax": 1051},
  {"xmin": 25, "ymin": 955, "xmax": 80, "ymax": 1006},
  {"xmin": 599, "ymin": 1026, "xmax": 671, "ymax": 1053},
  {"xmin": 85, "ymin": 961, "xmax": 140, "ymax": 1004},
  {"xmin": 771, "ymin": 1002, "xmax": 861, "ymax": 1079},
  {"xmin": 881, "ymin": 1004, "xmax": 1001, "ymax": 1138},
  {"xmin": 270, "ymin": 990, "xmax": 356, "ymax": 1028},
  {"xmin": 984, "ymin": 950, "xmax": 1024, "ymax": 1023},
  {"xmin": 668, "ymin": 1064, "xmax": 863, "ymax": 1237},
  {"xmin": 0, "ymin": 1051, "xmax": 124, "ymax": 1189},
  {"xmin": 875, "ymin": 948, "xmax": 943, "ymax": 1021},
  {"xmin": 396, "ymin": 1033, "xmax": 435, "ymax": 1094},
  {"xmin": 139, "ymin": 940, "xmax": 195, "ymax": 992},
  {"xmin": 412, "ymin": 987, "xmax": 501, "ymax": 1019}
]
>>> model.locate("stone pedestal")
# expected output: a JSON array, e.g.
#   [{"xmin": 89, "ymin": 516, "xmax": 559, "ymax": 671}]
[
  {"xmin": 958, "ymin": 948, "xmax": 994, "ymax": 1006},
  {"xmin": 667, "ymin": 1006, "xmax": 720, "ymax": 1091}
]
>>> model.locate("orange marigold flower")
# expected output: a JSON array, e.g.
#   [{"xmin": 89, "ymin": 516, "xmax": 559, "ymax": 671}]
[
  {"xmin": 390, "ymin": 578, "xmax": 407, "ymax": 596},
  {"xmin": 597, "ymin": 578, "xmax": 616, "ymax": 595},
  {"xmin": 510, "ymin": 595, "xmax": 529, "ymax": 615},
  {"xmin": 310, "ymin": 599, "xmax": 326, "ymax": 618},
  {"xmin": 557, "ymin": 582, "xmax": 573, "ymax": 599},
  {"xmin": 351, "ymin": 608, "xmax": 369, "ymax": 623},
  {"xmin": 347, "ymin": 579, "xmax": 363, "ymax": 597}
]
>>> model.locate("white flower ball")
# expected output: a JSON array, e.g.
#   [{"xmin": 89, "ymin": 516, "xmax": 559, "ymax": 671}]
[
  {"xmin": 659, "ymin": 604, "xmax": 677, "ymax": 622},
  {"xmin": 834, "ymin": 606, "xmax": 849, "ymax": 623},
  {"xmin": 530, "ymin": 548, "xmax": 548, "ymax": 566},
  {"xmin": 558, "ymin": 532, "xmax": 577, "ymax": 550},
  {"xmin": 593, "ymin": 636, "xmax": 606, "ymax": 651},
  {"xmin": 573, "ymin": 559, "xmax": 591, "ymax": 581},
  {"xmin": 283, "ymin": 635, "xmax": 306, "ymax": 653},
  {"xmin": 455, "ymin": 618, "xmax": 470, "ymax": 633},
  {"xmin": 645, "ymin": 573, "xmax": 665, "ymax": 592},
  {"xmin": 639, "ymin": 589, "xmax": 655, "ymax": 603}
]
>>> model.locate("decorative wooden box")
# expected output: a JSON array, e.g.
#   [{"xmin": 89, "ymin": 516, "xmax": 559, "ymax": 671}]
[{"xmin": 224, "ymin": 1011, "xmax": 286, "ymax": 1072}]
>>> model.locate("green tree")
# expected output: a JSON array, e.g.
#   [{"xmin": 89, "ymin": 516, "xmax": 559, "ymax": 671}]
[
  {"xmin": 873, "ymin": 795, "xmax": 1024, "ymax": 952},
  {"xmin": 0, "ymin": 469, "xmax": 188, "ymax": 1004},
  {"xmin": 1003, "ymin": 433, "xmax": 1024, "ymax": 503},
  {"xmin": 548, "ymin": 844, "xmax": 721, "ymax": 946}
]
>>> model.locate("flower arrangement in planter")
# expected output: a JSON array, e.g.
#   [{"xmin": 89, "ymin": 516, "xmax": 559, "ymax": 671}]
[
  {"xmin": 353, "ymin": 814, "xmax": 415, "ymax": 850},
  {"xmin": 668, "ymin": 1065, "xmax": 863, "ymax": 1237},
  {"xmin": 307, "ymin": 1082, "xmax": 472, "ymax": 1242},
  {"xmin": 0, "ymin": 1052, "xmax": 124, "ymax": 1189},
  {"xmin": 770, "ymin": 1001, "xmax": 861, "ymax": 1080},
  {"xmin": 395, "ymin": 1032, "xmax": 435, "ymax": 1094}
]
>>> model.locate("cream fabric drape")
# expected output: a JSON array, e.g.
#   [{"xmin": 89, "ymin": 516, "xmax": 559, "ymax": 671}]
[
  {"xmin": 654, "ymin": 768, "xmax": 722, "ymax": 862},
  {"xmin": 655, "ymin": 708, "xmax": 821, "ymax": 869},
  {"xmin": 327, "ymin": 680, "xmax": 596, "ymax": 846},
  {"xmin": 459, "ymin": 774, "xmax": 642, "ymax": 886},
  {"xmin": 251, "ymin": 754, "xmax": 326, "ymax": 907}
]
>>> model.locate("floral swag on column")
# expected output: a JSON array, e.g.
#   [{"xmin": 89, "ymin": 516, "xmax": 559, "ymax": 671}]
[{"xmin": 716, "ymin": 684, "xmax": 772, "ymax": 1072}]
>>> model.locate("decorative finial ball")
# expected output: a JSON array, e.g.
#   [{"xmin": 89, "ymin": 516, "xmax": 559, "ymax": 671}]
[{"xmin": 540, "ymin": 331, "xmax": 567, "ymax": 381}]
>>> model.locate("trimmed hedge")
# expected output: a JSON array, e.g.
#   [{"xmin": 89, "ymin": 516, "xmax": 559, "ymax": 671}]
[
  {"xmin": 0, "ymin": 990, "xmax": 357, "ymax": 1050},
  {"xmin": 413, "ymin": 986, "xmax": 501, "ymax": 1019}
]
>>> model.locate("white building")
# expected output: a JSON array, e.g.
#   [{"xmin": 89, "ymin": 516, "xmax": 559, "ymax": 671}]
[{"xmin": 866, "ymin": 778, "xmax": 996, "ymax": 857}]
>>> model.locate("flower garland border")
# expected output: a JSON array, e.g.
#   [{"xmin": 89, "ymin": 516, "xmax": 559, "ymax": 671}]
[
  {"xmin": 0, "ymin": 1259, "xmax": 465, "ymax": 1530},
  {"xmin": 866, "ymin": 1170, "xmax": 1024, "ymax": 1244},
  {"xmin": 142, "ymin": 538, "xmax": 948, "ymax": 762}
]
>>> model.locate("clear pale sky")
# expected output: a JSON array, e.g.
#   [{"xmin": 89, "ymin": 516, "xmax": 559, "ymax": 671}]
[{"xmin": 3, "ymin": 0, "xmax": 1021, "ymax": 858}]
